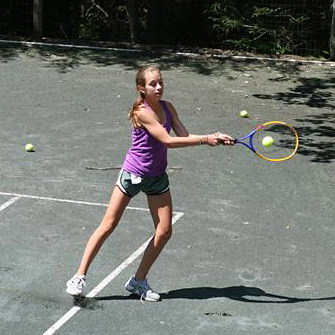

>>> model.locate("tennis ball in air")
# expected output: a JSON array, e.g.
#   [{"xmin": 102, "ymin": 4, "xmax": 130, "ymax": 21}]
[
  {"xmin": 240, "ymin": 110, "xmax": 249, "ymax": 118},
  {"xmin": 262, "ymin": 136, "xmax": 274, "ymax": 147},
  {"xmin": 25, "ymin": 143, "xmax": 35, "ymax": 152}
]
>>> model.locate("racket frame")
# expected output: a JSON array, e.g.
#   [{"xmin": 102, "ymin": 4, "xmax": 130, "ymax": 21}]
[{"xmin": 235, "ymin": 121, "xmax": 299, "ymax": 162}]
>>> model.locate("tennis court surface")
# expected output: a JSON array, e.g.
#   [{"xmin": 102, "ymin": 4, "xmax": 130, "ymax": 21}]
[{"xmin": 1, "ymin": 41, "xmax": 335, "ymax": 335}]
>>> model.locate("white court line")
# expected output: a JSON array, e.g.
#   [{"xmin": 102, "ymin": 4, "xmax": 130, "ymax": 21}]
[
  {"xmin": 1, "ymin": 39, "xmax": 334, "ymax": 65},
  {"xmin": 0, "ymin": 191, "xmax": 184, "ymax": 334},
  {"xmin": 0, "ymin": 39, "xmax": 144, "ymax": 53},
  {"xmin": 43, "ymin": 211, "xmax": 184, "ymax": 335},
  {"xmin": 0, "ymin": 196, "xmax": 21, "ymax": 212},
  {"xmin": 0, "ymin": 191, "xmax": 148, "ymax": 212}
]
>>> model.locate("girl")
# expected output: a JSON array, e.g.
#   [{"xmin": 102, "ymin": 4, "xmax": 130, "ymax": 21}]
[{"xmin": 66, "ymin": 66, "xmax": 234, "ymax": 302}]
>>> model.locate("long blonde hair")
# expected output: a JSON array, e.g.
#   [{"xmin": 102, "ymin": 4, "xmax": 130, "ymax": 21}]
[{"xmin": 128, "ymin": 66, "xmax": 160, "ymax": 128}]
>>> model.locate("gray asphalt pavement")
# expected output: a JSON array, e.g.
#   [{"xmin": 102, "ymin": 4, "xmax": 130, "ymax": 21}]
[{"xmin": 1, "ymin": 42, "xmax": 335, "ymax": 335}]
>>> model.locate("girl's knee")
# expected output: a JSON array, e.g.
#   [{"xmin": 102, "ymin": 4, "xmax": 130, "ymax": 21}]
[
  {"xmin": 156, "ymin": 225, "xmax": 172, "ymax": 242},
  {"xmin": 98, "ymin": 217, "xmax": 119, "ymax": 237}
]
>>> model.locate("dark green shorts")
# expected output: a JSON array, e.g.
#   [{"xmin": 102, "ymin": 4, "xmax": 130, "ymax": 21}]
[{"xmin": 116, "ymin": 169, "xmax": 170, "ymax": 198}]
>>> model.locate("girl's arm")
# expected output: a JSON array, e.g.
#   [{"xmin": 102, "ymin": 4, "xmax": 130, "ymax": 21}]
[
  {"xmin": 166, "ymin": 101, "xmax": 234, "ymax": 147},
  {"xmin": 136, "ymin": 103, "xmax": 226, "ymax": 148},
  {"xmin": 165, "ymin": 102, "xmax": 190, "ymax": 137}
]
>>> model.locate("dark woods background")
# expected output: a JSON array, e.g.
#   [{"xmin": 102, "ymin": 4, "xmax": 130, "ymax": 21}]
[{"xmin": 0, "ymin": 0, "xmax": 333, "ymax": 58}]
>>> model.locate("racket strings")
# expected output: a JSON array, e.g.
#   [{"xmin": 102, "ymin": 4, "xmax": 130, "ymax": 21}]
[{"xmin": 253, "ymin": 124, "xmax": 298, "ymax": 160}]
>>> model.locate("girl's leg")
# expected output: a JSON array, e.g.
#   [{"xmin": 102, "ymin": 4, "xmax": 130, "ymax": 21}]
[
  {"xmin": 134, "ymin": 191, "xmax": 173, "ymax": 281},
  {"xmin": 77, "ymin": 187, "xmax": 131, "ymax": 276}
]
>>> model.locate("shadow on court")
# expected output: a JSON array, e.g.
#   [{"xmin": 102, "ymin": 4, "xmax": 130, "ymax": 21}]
[
  {"xmin": 161, "ymin": 286, "xmax": 335, "ymax": 304},
  {"xmin": 295, "ymin": 112, "xmax": 335, "ymax": 163},
  {"xmin": 1, "ymin": 41, "xmax": 334, "ymax": 164},
  {"xmin": 253, "ymin": 72, "xmax": 335, "ymax": 163},
  {"xmin": 74, "ymin": 285, "xmax": 335, "ymax": 309},
  {"xmin": 0, "ymin": 41, "xmax": 310, "ymax": 76}
]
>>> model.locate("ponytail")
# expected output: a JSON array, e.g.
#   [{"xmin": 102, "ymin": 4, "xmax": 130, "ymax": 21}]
[{"xmin": 127, "ymin": 93, "xmax": 145, "ymax": 129}]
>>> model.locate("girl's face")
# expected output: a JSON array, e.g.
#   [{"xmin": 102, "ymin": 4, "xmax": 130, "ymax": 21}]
[{"xmin": 139, "ymin": 69, "xmax": 164, "ymax": 101}]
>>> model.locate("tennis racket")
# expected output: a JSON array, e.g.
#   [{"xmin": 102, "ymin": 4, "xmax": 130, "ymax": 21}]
[{"xmin": 235, "ymin": 121, "xmax": 299, "ymax": 162}]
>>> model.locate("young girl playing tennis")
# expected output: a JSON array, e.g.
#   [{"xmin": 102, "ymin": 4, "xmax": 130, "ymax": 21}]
[{"xmin": 66, "ymin": 66, "xmax": 234, "ymax": 301}]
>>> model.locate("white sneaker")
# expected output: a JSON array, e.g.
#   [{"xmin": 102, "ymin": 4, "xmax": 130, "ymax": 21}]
[
  {"xmin": 66, "ymin": 274, "xmax": 86, "ymax": 296},
  {"xmin": 125, "ymin": 276, "xmax": 161, "ymax": 302}
]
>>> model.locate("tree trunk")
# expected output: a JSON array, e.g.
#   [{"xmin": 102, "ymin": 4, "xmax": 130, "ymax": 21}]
[
  {"xmin": 126, "ymin": 0, "xmax": 140, "ymax": 44},
  {"xmin": 330, "ymin": 0, "xmax": 335, "ymax": 60},
  {"xmin": 145, "ymin": 0, "xmax": 164, "ymax": 44},
  {"xmin": 33, "ymin": 0, "xmax": 43, "ymax": 38}
]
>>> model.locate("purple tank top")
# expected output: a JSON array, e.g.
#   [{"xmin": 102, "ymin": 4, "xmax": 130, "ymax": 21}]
[{"xmin": 122, "ymin": 100, "xmax": 172, "ymax": 177}]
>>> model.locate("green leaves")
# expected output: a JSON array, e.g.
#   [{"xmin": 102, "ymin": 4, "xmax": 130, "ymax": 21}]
[{"xmin": 204, "ymin": 1, "xmax": 329, "ymax": 56}]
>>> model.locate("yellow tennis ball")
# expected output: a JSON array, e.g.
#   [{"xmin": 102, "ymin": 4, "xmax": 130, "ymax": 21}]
[
  {"xmin": 262, "ymin": 136, "xmax": 274, "ymax": 147},
  {"xmin": 25, "ymin": 143, "xmax": 35, "ymax": 152},
  {"xmin": 240, "ymin": 110, "xmax": 248, "ymax": 118}
]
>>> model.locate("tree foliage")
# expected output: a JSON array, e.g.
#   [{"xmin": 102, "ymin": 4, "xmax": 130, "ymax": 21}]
[
  {"xmin": 0, "ymin": 0, "xmax": 333, "ymax": 58},
  {"xmin": 205, "ymin": 0, "xmax": 332, "ymax": 56},
  {"xmin": 331, "ymin": 0, "xmax": 335, "ymax": 60}
]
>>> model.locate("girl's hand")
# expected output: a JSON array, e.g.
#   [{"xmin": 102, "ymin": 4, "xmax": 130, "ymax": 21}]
[
  {"xmin": 204, "ymin": 133, "xmax": 221, "ymax": 146},
  {"xmin": 201, "ymin": 133, "xmax": 235, "ymax": 146},
  {"xmin": 217, "ymin": 133, "xmax": 235, "ymax": 146}
]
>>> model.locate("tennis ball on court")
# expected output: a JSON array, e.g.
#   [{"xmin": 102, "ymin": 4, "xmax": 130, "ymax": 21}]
[
  {"xmin": 25, "ymin": 143, "xmax": 35, "ymax": 152},
  {"xmin": 240, "ymin": 110, "xmax": 249, "ymax": 118},
  {"xmin": 262, "ymin": 136, "xmax": 274, "ymax": 147}
]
